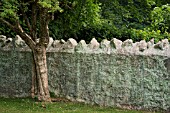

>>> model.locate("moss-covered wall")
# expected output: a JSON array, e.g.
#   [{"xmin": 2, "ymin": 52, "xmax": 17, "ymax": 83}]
[
  {"xmin": 0, "ymin": 50, "xmax": 32, "ymax": 97},
  {"xmin": 0, "ymin": 38, "xmax": 169, "ymax": 111},
  {"xmin": 47, "ymin": 52, "xmax": 170, "ymax": 111}
]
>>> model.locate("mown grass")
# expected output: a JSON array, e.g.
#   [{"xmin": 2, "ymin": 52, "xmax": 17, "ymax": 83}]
[{"xmin": 0, "ymin": 98, "xmax": 160, "ymax": 113}]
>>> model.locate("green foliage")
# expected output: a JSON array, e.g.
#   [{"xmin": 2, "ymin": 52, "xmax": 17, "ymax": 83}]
[
  {"xmin": 0, "ymin": 0, "xmax": 19, "ymax": 21},
  {"xmin": 0, "ymin": 0, "xmax": 65, "ymax": 38},
  {"xmin": 150, "ymin": 4, "xmax": 170, "ymax": 33},
  {"xmin": 130, "ymin": 28, "xmax": 170, "ymax": 42},
  {"xmin": 38, "ymin": 0, "xmax": 63, "ymax": 13},
  {"xmin": 89, "ymin": 0, "xmax": 170, "ymax": 42},
  {"xmin": 100, "ymin": 0, "xmax": 153, "ymax": 28},
  {"xmin": 0, "ymin": 0, "xmax": 63, "ymax": 19},
  {"xmin": 49, "ymin": 0, "xmax": 102, "ymax": 41},
  {"xmin": 0, "ymin": 23, "xmax": 16, "ymax": 37},
  {"xmin": 0, "ymin": 0, "xmax": 170, "ymax": 43}
]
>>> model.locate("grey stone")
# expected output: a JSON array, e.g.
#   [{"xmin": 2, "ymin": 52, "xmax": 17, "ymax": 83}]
[
  {"xmin": 0, "ymin": 35, "xmax": 7, "ymax": 47},
  {"xmin": 0, "ymin": 35, "xmax": 6, "ymax": 42},
  {"xmin": 15, "ymin": 35, "xmax": 27, "ymax": 47},
  {"xmin": 154, "ymin": 39, "xmax": 169, "ymax": 50},
  {"xmin": 6, "ymin": 38, "xmax": 12, "ymax": 43},
  {"xmin": 154, "ymin": 41, "xmax": 162, "ymax": 49},
  {"xmin": 63, "ymin": 38, "xmax": 77, "ymax": 49},
  {"xmin": 110, "ymin": 38, "xmax": 122, "ymax": 49},
  {"xmin": 100, "ymin": 39, "xmax": 111, "ymax": 54},
  {"xmin": 88, "ymin": 38, "xmax": 99, "ymax": 49},
  {"xmin": 75, "ymin": 40, "xmax": 88, "ymax": 51},
  {"xmin": 161, "ymin": 39, "xmax": 169, "ymax": 49},
  {"xmin": 147, "ymin": 38, "xmax": 154, "ymax": 48},
  {"xmin": 52, "ymin": 39, "xmax": 66, "ymax": 49},
  {"xmin": 3, "ymin": 38, "xmax": 13, "ymax": 48},
  {"xmin": 0, "ymin": 36, "xmax": 13, "ymax": 48},
  {"xmin": 60, "ymin": 39, "xmax": 66, "ymax": 44},
  {"xmin": 52, "ymin": 40, "xmax": 62, "ymax": 48},
  {"xmin": 138, "ymin": 40, "xmax": 147, "ymax": 52},
  {"xmin": 122, "ymin": 39, "xmax": 133, "ymax": 47},
  {"xmin": 100, "ymin": 39, "xmax": 110, "ymax": 49}
]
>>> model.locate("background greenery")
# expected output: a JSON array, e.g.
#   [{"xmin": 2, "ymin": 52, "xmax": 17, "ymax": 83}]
[{"xmin": 0, "ymin": 0, "xmax": 170, "ymax": 42}]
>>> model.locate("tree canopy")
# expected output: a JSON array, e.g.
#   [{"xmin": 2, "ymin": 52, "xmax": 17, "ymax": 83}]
[{"xmin": 1, "ymin": 0, "xmax": 170, "ymax": 42}]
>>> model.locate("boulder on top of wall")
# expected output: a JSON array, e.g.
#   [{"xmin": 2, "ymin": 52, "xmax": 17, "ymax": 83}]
[
  {"xmin": 62, "ymin": 38, "xmax": 77, "ymax": 50},
  {"xmin": 0, "ymin": 35, "xmax": 13, "ymax": 48},
  {"xmin": 122, "ymin": 39, "xmax": 133, "ymax": 47},
  {"xmin": 54, "ymin": 39, "xmax": 66, "ymax": 49},
  {"xmin": 0, "ymin": 35, "xmax": 6, "ymax": 42},
  {"xmin": 60, "ymin": 39, "xmax": 66, "ymax": 44},
  {"xmin": 138, "ymin": 40, "xmax": 148, "ymax": 52},
  {"xmin": 6, "ymin": 38, "xmax": 12, "ymax": 43},
  {"xmin": 110, "ymin": 38, "xmax": 122, "ymax": 49},
  {"xmin": 15, "ymin": 35, "xmax": 27, "ymax": 47},
  {"xmin": 147, "ymin": 38, "xmax": 154, "ymax": 48},
  {"xmin": 3, "ymin": 38, "xmax": 13, "ymax": 48},
  {"xmin": 154, "ymin": 39, "xmax": 169, "ymax": 50},
  {"xmin": 88, "ymin": 38, "xmax": 99, "ymax": 49},
  {"xmin": 75, "ymin": 40, "xmax": 88, "ymax": 52},
  {"xmin": 161, "ymin": 39, "xmax": 169, "ymax": 49},
  {"xmin": 0, "ymin": 35, "xmax": 7, "ymax": 47},
  {"xmin": 100, "ymin": 39, "xmax": 111, "ymax": 54},
  {"xmin": 52, "ymin": 40, "xmax": 62, "ymax": 48},
  {"xmin": 100, "ymin": 39, "xmax": 110, "ymax": 49}
]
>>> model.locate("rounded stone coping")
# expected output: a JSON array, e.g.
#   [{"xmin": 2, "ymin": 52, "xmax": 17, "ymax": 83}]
[{"xmin": 0, "ymin": 35, "xmax": 170, "ymax": 57}]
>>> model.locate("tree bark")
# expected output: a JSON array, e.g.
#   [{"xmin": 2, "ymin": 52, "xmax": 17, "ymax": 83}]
[
  {"xmin": 31, "ymin": 53, "xmax": 38, "ymax": 98},
  {"xmin": 32, "ymin": 45, "xmax": 51, "ymax": 102}
]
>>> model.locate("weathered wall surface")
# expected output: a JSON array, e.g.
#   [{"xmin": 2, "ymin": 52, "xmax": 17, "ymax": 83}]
[
  {"xmin": 0, "ymin": 35, "xmax": 170, "ymax": 111},
  {"xmin": 47, "ymin": 52, "xmax": 170, "ymax": 111},
  {"xmin": 0, "ymin": 50, "xmax": 32, "ymax": 97}
]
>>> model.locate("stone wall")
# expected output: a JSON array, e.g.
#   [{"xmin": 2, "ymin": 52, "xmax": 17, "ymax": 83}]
[
  {"xmin": 0, "ymin": 35, "xmax": 170, "ymax": 111},
  {"xmin": 0, "ymin": 50, "xmax": 32, "ymax": 97}
]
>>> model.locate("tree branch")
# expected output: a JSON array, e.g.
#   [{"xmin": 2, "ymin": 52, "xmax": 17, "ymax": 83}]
[
  {"xmin": 39, "ymin": 9, "xmax": 50, "ymax": 47},
  {"xmin": 16, "ymin": 20, "xmax": 36, "ymax": 49},
  {"xmin": 31, "ymin": 0, "xmax": 39, "ymax": 41},
  {"xmin": 0, "ymin": 18, "xmax": 18, "ymax": 32},
  {"xmin": 16, "ymin": 20, "xmax": 24, "ymax": 33},
  {"xmin": 0, "ymin": 18, "xmax": 36, "ymax": 49},
  {"xmin": 20, "ymin": 5, "xmax": 32, "ymax": 33}
]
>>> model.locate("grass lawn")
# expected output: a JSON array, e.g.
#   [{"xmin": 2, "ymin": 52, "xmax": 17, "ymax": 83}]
[{"xmin": 0, "ymin": 98, "xmax": 160, "ymax": 113}]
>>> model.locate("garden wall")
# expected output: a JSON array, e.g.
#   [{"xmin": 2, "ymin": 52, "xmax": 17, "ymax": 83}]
[{"xmin": 0, "ymin": 36, "xmax": 170, "ymax": 111}]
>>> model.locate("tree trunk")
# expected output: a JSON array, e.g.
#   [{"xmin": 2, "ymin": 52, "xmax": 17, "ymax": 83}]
[
  {"xmin": 32, "ymin": 45, "xmax": 51, "ymax": 102},
  {"xmin": 31, "ymin": 53, "xmax": 38, "ymax": 98},
  {"xmin": 0, "ymin": 1, "xmax": 51, "ymax": 102}
]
